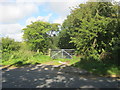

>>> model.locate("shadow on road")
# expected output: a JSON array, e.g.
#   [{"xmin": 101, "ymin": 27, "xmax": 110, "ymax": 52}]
[{"xmin": 2, "ymin": 64, "xmax": 119, "ymax": 88}]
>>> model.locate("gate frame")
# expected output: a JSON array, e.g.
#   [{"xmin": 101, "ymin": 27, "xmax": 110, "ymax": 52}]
[{"xmin": 50, "ymin": 49, "xmax": 75, "ymax": 59}]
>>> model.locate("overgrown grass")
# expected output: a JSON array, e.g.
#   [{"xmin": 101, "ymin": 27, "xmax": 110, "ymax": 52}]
[
  {"xmin": 44, "ymin": 55, "xmax": 80, "ymax": 65},
  {"xmin": 24, "ymin": 54, "xmax": 51, "ymax": 64},
  {"xmin": 73, "ymin": 57, "xmax": 120, "ymax": 76},
  {"xmin": 2, "ymin": 54, "xmax": 51, "ymax": 66},
  {"xmin": 2, "ymin": 49, "xmax": 49, "ymax": 66},
  {"xmin": 1, "ymin": 50, "xmax": 80, "ymax": 67}
]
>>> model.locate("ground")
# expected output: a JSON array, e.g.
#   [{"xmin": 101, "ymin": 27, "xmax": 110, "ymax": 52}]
[{"xmin": 2, "ymin": 64, "xmax": 119, "ymax": 88}]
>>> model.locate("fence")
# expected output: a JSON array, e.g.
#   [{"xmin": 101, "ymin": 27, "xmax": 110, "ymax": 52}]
[{"xmin": 49, "ymin": 49, "xmax": 75, "ymax": 59}]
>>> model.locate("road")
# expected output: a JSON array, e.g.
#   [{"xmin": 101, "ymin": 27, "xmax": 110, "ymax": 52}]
[{"xmin": 2, "ymin": 64, "xmax": 119, "ymax": 88}]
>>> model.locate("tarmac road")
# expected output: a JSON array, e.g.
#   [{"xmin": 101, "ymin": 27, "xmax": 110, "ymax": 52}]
[{"xmin": 2, "ymin": 64, "xmax": 119, "ymax": 88}]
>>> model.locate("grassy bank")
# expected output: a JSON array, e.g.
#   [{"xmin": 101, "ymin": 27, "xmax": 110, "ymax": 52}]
[
  {"xmin": 1, "ymin": 50, "xmax": 80, "ymax": 67},
  {"xmin": 73, "ymin": 57, "xmax": 120, "ymax": 77}
]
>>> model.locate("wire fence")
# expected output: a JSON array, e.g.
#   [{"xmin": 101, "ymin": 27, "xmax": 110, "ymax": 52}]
[{"xmin": 50, "ymin": 49, "xmax": 75, "ymax": 59}]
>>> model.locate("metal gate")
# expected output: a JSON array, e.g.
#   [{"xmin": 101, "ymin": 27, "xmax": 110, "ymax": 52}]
[{"xmin": 50, "ymin": 49, "xmax": 75, "ymax": 59}]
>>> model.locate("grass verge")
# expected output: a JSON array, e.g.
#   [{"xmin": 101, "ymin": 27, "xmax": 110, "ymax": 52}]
[{"xmin": 73, "ymin": 58, "xmax": 120, "ymax": 77}]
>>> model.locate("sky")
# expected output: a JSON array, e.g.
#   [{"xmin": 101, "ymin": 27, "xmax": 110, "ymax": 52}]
[{"xmin": 0, "ymin": 0, "xmax": 119, "ymax": 42}]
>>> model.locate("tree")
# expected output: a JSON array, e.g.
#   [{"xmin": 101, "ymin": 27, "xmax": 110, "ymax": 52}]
[
  {"xmin": 22, "ymin": 21, "xmax": 59, "ymax": 53},
  {"xmin": 47, "ymin": 23, "xmax": 60, "ymax": 49},
  {"xmin": 62, "ymin": 1, "xmax": 120, "ymax": 59},
  {"xmin": 58, "ymin": 29, "xmax": 76, "ymax": 49}
]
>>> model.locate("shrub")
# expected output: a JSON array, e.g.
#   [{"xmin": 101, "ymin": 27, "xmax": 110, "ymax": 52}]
[
  {"xmin": 2, "ymin": 49, "xmax": 35, "ymax": 66},
  {"xmin": 112, "ymin": 47, "xmax": 120, "ymax": 66},
  {"xmin": 12, "ymin": 50, "xmax": 35, "ymax": 61},
  {"xmin": 100, "ymin": 52, "xmax": 113, "ymax": 63},
  {"xmin": 2, "ymin": 49, "xmax": 51, "ymax": 66},
  {"xmin": 2, "ymin": 52, "xmax": 13, "ymax": 62},
  {"xmin": 2, "ymin": 37, "xmax": 20, "ymax": 53}
]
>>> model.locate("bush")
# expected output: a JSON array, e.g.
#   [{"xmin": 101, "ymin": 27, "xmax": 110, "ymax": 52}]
[
  {"xmin": 107, "ymin": 66, "xmax": 120, "ymax": 75},
  {"xmin": 2, "ymin": 49, "xmax": 35, "ymax": 65},
  {"xmin": 12, "ymin": 50, "xmax": 35, "ymax": 60},
  {"xmin": 2, "ymin": 52, "xmax": 13, "ymax": 62},
  {"xmin": 2, "ymin": 37, "xmax": 20, "ymax": 53},
  {"xmin": 100, "ymin": 52, "xmax": 113, "ymax": 63},
  {"xmin": 112, "ymin": 47, "xmax": 120, "ymax": 66}
]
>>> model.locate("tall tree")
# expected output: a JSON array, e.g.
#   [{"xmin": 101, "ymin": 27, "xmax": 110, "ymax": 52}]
[
  {"xmin": 48, "ymin": 23, "xmax": 60, "ymax": 49},
  {"xmin": 22, "ymin": 21, "xmax": 59, "ymax": 53},
  {"xmin": 58, "ymin": 29, "xmax": 76, "ymax": 49},
  {"xmin": 62, "ymin": 1, "xmax": 119, "ymax": 58}
]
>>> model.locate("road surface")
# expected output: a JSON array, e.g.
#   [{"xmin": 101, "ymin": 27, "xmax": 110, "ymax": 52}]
[{"xmin": 2, "ymin": 64, "xmax": 119, "ymax": 88}]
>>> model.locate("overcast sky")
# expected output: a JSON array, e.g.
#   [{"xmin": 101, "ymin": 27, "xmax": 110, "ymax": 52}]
[{"xmin": 0, "ymin": 0, "xmax": 119, "ymax": 42}]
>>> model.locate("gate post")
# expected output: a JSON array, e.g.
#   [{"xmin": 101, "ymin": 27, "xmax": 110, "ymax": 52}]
[
  {"xmin": 48, "ymin": 48, "xmax": 51, "ymax": 56},
  {"xmin": 62, "ymin": 49, "xmax": 63, "ymax": 58}
]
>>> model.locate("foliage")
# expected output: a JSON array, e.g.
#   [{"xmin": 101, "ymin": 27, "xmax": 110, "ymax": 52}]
[
  {"xmin": 2, "ymin": 49, "xmax": 51, "ymax": 66},
  {"xmin": 2, "ymin": 37, "xmax": 20, "ymax": 53},
  {"xmin": 111, "ymin": 44, "xmax": 120, "ymax": 66},
  {"xmin": 2, "ymin": 37, "xmax": 21, "ymax": 62},
  {"xmin": 2, "ymin": 52, "xmax": 13, "ymax": 62},
  {"xmin": 22, "ymin": 21, "xmax": 60, "ymax": 53},
  {"xmin": 73, "ymin": 57, "xmax": 120, "ymax": 76},
  {"xmin": 47, "ymin": 23, "xmax": 60, "ymax": 49},
  {"xmin": 62, "ymin": 2, "xmax": 120, "ymax": 60},
  {"xmin": 58, "ymin": 29, "xmax": 76, "ymax": 49},
  {"xmin": 49, "ymin": 35, "xmax": 59, "ymax": 49}
]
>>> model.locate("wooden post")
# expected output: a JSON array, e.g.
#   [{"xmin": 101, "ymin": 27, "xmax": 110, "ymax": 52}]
[
  {"xmin": 37, "ymin": 49, "xmax": 39, "ymax": 53},
  {"xmin": 48, "ymin": 48, "xmax": 51, "ymax": 56},
  {"xmin": 62, "ymin": 49, "xmax": 63, "ymax": 58}
]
